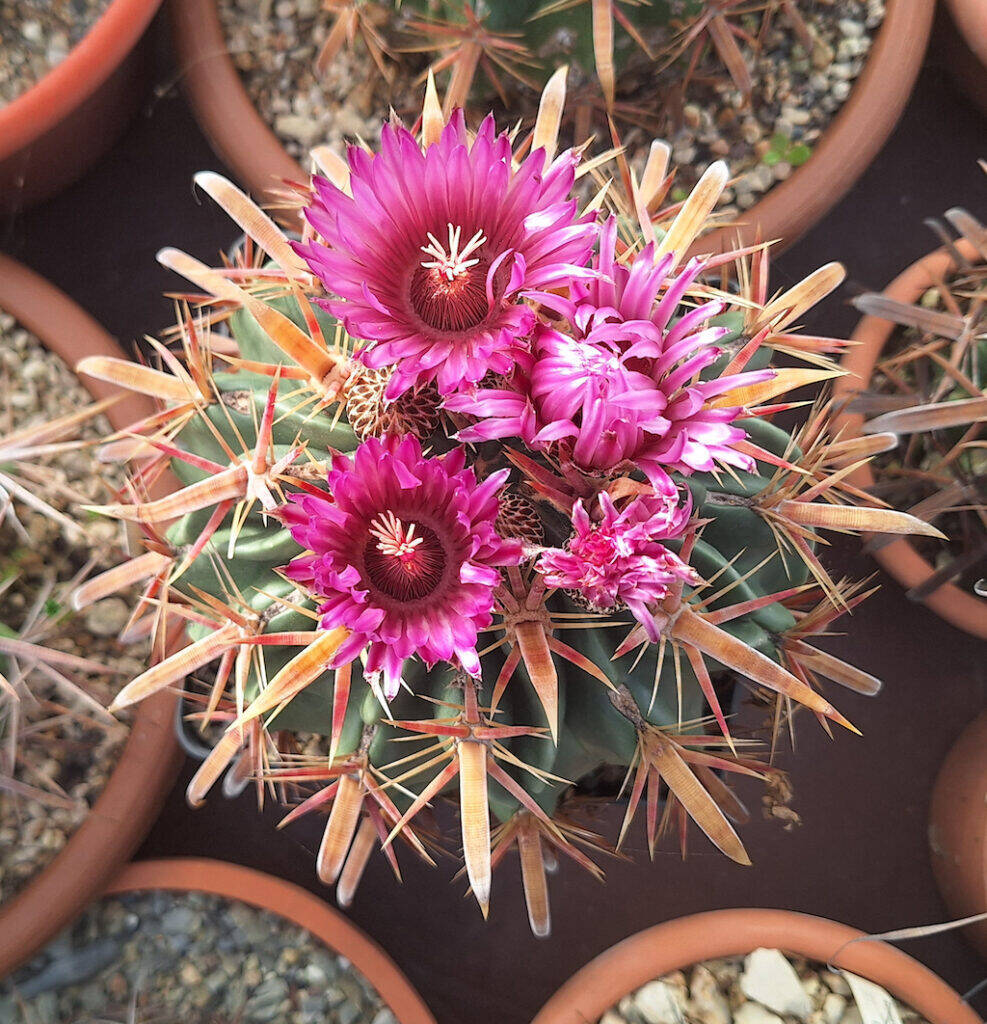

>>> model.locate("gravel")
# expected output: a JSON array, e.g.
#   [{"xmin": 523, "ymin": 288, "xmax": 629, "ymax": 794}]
[
  {"xmin": 0, "ymin": 889, "xmax": 393, "ymax": 1023},
  {"xmin": 0, "ymin": 0, "xmax": 111, "ymax": 105},
  {"xmin": 599, "ymin": 949, "xmax": 932, "ymax": 1024},
  {"xmin": 0, "ymin": 313, "xmax": 145, "ymax": 904}
]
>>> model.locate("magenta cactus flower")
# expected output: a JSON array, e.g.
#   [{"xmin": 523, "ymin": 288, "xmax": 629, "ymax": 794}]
[
  {"xmin": 537, "ymin": 492, "xmax": 697, "ymax": 640},
  {"xmin": 294, "ymin": 111, "xmax": 597, "ymax": 399},
  {"xmin": 281, "ymin": 434, "xmax": 521, "ymax": 695},
  {"xmin": 446, "ymin": 219, "xmax": 773, "ymax": 491}
]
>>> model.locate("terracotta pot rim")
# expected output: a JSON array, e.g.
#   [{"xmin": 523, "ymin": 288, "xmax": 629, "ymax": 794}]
[
  {"xmin": 103, "ymin": 858, "xmax": 436, "ymax": 1024},
  {"xmin": 532, "ymin": 909, "xmax": 980, "ymax": 1024},
  {"xmin": 0, "ymin": 0, "xmax": 164, "ymax": 161},
  {"xmin": 834, "ymin": 240, "xmax": 987, "ymax": 641},
  {"xmin": 0, "ymin": 253, "xmax": 182, "ymax": 978},
  {"xmin": 169, "ymin": 0, "xmax": 932, "ymax": 253}
]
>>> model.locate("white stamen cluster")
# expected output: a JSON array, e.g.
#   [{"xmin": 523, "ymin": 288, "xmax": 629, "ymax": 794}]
[
  {"xmin": 420, "ymin": 223, "xmax": 487, "ymax": 281},
  {"xmin": 369, "ymin": 511, "xmax": 424, "ymax": 565}
]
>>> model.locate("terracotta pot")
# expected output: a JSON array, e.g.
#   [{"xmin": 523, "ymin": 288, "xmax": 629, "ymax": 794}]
[
  {"xmin": 0, "ymin": 254, "xmax": 182, "ymax": 977},
  {"xmin": 103, "ymin": 858, "xmax": 436, "ymax": 1024},
  {"xmin": 169, "ymin": 0, "xmax": 933, "ymax": 250},
  {"xmin": 942, "ymin": 0, "xmax": 987, "ymax": 117},
  {"xmin": 532, "ymin": 909, "xmax": 980, "ymax": 1024},
  {"xmin": 929, "ymin": 710, "xmax": 987, "ymax": 962},
  {"xmin": 834, "ymin": 239, "xmax": 987, "ymax": 641},
  {"xmin": 0, "ymin": 0, "xmax": 164, "ymax": 212}
]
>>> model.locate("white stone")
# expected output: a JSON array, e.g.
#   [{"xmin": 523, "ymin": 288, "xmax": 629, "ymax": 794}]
[
  {"xmin": 734, "ymin": 1003, "xmax": 785, "ymax": 1024},
  {"xmin": 823, "ymin": 993, "xmax": 847, "ymax": 1024},
  {"xmin": 83, "ymin": 597, "xmax": 130, "ymax": 637},
  {"xmin": 273, "ymin": 114, "xmax": 322, "ymax": 149},
  {"xmin": 821, "ymin": 972, "xmax": 851, "ymax": 997},
  {"xmin": 690, "ymin": 965, "xmax": 732, "ymax": 1024},
  {"xmin": 781, "ymin": 106, "xmax": 812, "ymax": 126},
  {"xmin": 634, "ymin": 979, "xmax": 688, "ymax": 1024},
  {"xmin": 741, "ymin": 948, "xmax": 814, "ymax": 1021},
  {"xmin": 832, "ymin": 81, "xmax": 851, "ymax": 102},
  {"xmin": 803, "ymin": 976, "xmax": 825, "ymax": 1006}
]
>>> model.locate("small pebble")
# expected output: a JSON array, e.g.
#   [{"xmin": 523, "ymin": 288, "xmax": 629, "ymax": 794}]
[
  {"xmin": 690, "ymin": 964, "xmax": 731, "ymax": 1024},
  {"xmin": 83, "ymin": 597, "xmax": 130, "ymax": 637},
  {"xmin": 742, "ymin": 948, "xmax": 814, "ymax": 1020},
  {"xmin": 736, "ymin": 1003, "xmax": 785, "ymax": 1024},
  {"xmin": 823, "ymin": 992, "xmax": 847, "ymax": 1024}
]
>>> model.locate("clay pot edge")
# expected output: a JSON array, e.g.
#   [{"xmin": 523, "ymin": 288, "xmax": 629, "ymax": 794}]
[
  {"xmin": 532, "ymin": 908, "xmax": 980, "ymax": 1024},
  {"xmin": 946, "ymin": 0, "xmax": 987, "ymax": 69},
  {"xmin": 699, "ymin": 0, "xmax": 934, "ymax": 258},
  {"xmin": 928, "ymin": 710, "xmax": 987, "ymax": 962},
  {"xmin": 104, "ymin": 857, "xmax": 437, "ymax": 1024}
]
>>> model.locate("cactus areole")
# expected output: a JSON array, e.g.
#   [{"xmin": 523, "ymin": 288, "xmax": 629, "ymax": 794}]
[{"xmin": 66, "ymin": 76, "xmax": 936, "ymax": 936}]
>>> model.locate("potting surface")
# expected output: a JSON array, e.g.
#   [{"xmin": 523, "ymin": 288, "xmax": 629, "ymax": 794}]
[{"xmin": 2, "ymin": 13, "xmax": 986, "ymax": 1024}]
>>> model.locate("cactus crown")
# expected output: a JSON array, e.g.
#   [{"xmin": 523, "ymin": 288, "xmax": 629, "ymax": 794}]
[{"xmin": 65, "ymin": 77, "xmax": 934, "ymax": 936}]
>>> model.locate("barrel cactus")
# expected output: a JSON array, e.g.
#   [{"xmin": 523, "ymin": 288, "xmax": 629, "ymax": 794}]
[
  {"xmin": 848, "ymin": 205, "xmax": 987, "ymax": 605},
  {"xmin": 64, "ymin": 74, "xmax": 935, "ymax": 936}
]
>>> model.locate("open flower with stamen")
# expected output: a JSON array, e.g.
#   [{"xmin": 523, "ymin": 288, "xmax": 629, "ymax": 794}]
[
  {"xmin": 537, "ymin": 491, "xmax": 697, "ymax": 640},
  {"xmin": 294, "ymin": 105, "xmax": 597, "ymax": 399},
  {"xmin": 448, "ymin": 220, "xmax": 773, "ymax": 491},
  {"xmin": 281, "ymin": 434, "xmax": 521, "ymax": 697}
]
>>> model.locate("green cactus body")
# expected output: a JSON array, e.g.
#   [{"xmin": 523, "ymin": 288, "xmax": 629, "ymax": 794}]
[{"xmin": 166, "ymin": 285, "xmax": 807, "ymax": 827}]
